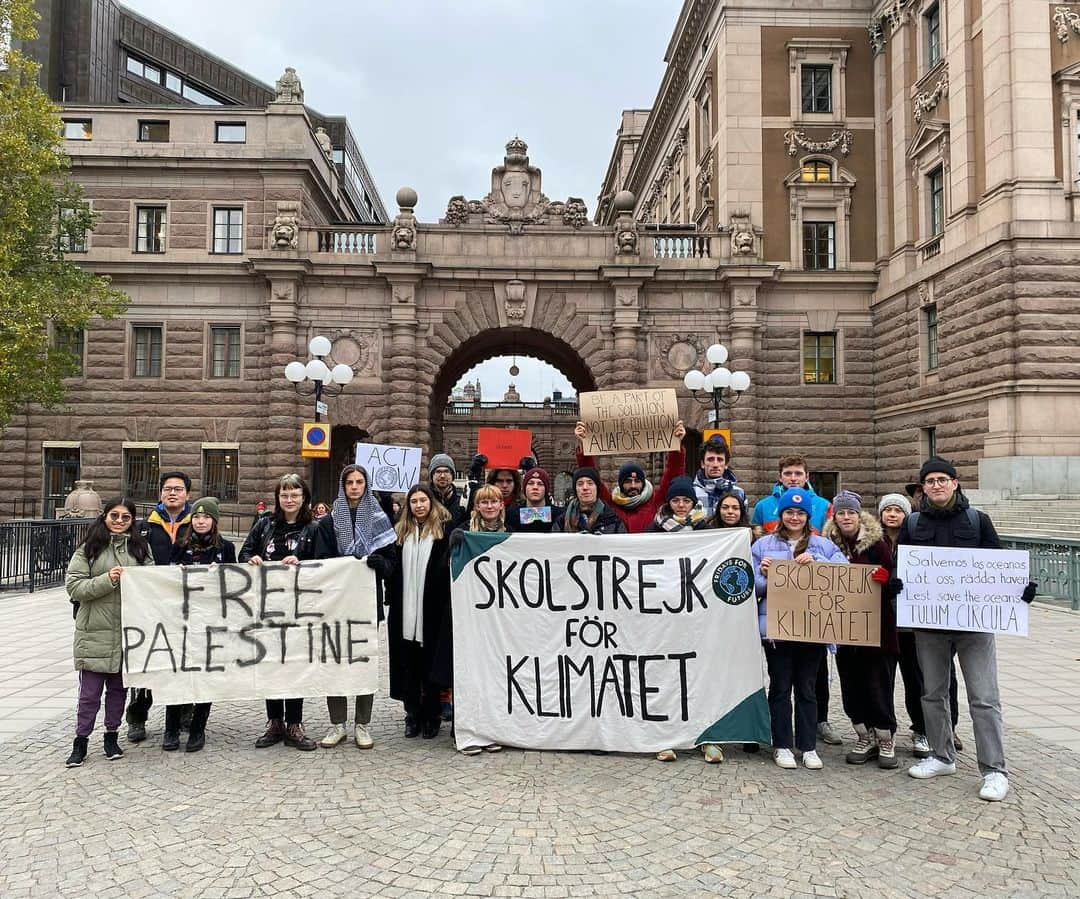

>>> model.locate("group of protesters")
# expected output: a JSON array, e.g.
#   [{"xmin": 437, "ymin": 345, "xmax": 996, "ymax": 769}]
[{"xmin": 63, "ymin": 422, "xmax": 1036, "ymax": 802}]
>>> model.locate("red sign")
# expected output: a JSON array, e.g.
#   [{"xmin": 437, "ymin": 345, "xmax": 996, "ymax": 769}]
[{"xmin": 477, "ymin": 428, "xmax": 532, "ymax": 470}]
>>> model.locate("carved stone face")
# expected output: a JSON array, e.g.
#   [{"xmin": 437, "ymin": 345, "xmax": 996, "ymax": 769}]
[{"xmin": 501, "ymin": 172, "xmax": 531, "ymax": 208}]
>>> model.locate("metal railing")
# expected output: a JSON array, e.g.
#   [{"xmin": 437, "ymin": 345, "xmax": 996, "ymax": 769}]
[
  {"xmin": 0, "ymin": 519, "xmax": 93, "ymax": 592},
  {"xmin": 445, "ymin": 401, "xmax": 579, "ymax": 417},
  {"xmin": 3, "ymin": 497, "xmax": 40, "ymax": 520},
  {"xmin": 1000, "ymin": 535, "xmax": 1080, "ymax": 610},
  {"xmin": 133, "ymin": 503, "xmax": 252, "ymax": 538}
]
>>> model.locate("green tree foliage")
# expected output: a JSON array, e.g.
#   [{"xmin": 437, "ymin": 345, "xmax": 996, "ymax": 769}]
[{"xmin": 0, "ymin": 0, "xmax": 128, "ymax": 428}]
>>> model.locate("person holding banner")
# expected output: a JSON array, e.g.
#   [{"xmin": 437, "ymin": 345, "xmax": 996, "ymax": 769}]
[
  {"xmin": 572, "ymin": 420, "xmax": 686, "ymax": 533},
  {"xmin": 387, "ymin": 484, "xmax": 453, "ymax": 740},
  {"xmin": 822, "ymin": 492, "xmax": 899, "ymax": 769},
  {"xmin": 752, "ymin": 488, "xmax": 847, "ymax": 770},
  {"xmin": 507, "ymin": 467, "xmax": 562, "ymax": 533},
  {"xmin": 161, "ymin": 497, "xmax": 235, "ymax": 753},
  {"xmin": 314, "ymin": 465, "xmax": 397, "ymax": 750},
  {"xmin": 239, "ymin": 473, "xmax": 321, "ymax": 751},
  {"xmin": 64, "ymin": 497, "xmax": 154, "ymax": 767},
  {"xmin": 691, "ymin": 437, "xmax": 745, "ymax": 520},
  {"xmin": 899, "ymin": 458, "xmax": 1036, "ymax": 801},
  {"xmin": 560, "ymin": 468, "xmax": 627, "ymax": 535}
]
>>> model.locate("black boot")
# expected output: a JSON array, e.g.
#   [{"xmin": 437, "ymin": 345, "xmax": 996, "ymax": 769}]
[
  {"xmin": 163, "ymin": 704, "xmax": 182, "ymax": 750},
  {"xmin": 66, "ymin": 736, "xmax": 88, "ymax": 768},
  {"xmin": 404, "ymin": 716, "xmax": 420, "ymax": 738},
  {"xmin": 421, "ymin": 719, "xmax": 440, "ymax": 739},
  {"xmin": 179, "ymin": 705, "xmax": 193, "ymax": 732},
  {"xmin": 186, "ymin": 703, "xmax": 211, "ymax": 753},
  {"xmin": 162, "ymin": 730, "xmax": 180, "ymax": 751},
  {"xmin": 103, "ymin": 731, "xmax": 124, "ymax": 760}
]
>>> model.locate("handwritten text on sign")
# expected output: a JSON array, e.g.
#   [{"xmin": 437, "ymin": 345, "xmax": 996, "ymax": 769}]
[
  {"xmin": 121, "ymin": 557, "xmax": 379, "ymax": 703},
  {"xmin": 355, "ymin": 442, "xmax": 422, "ymax": 492},
  {"xmin": 450, "ymin": 530, "xmax": 771, "ymax": 753},
  {"xmin": 578, "ymin": 389, "xmax": 680, "ymax": 456},
  {"xmin": 896, "ymin": 546, "xmax": 1029, "ymax": 636},
  {"xmin": 766, "ymin": 561, "xmax": 881, "ymax": 646}
]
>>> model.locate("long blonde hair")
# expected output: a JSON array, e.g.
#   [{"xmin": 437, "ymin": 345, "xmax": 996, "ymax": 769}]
[
  {"xmin": 395, "ymin": 484, "xmax": 450, "ymax": 543},
  {"xmin": 469, "ymin": 484, "xmax": 506, "ymax": 532}
]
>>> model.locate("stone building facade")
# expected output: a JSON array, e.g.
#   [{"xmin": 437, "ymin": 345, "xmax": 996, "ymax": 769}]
[{"xmin": 597, "ymin": 0, "xmax": 1080, "ymax": 498}]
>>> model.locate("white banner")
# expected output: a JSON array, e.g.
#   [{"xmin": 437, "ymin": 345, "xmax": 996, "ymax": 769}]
[
  {"xmin": 450, "ymin": 530, "xmax": 770, "ymax": 752},
  {"xmin": 355, "ymin": 442, "xmax": 422, "ymax": 492},
  {"xmin": 896, "ymin": 546, "xmax": 1030, "ymax": 636},
  {"xmin": 122, "ymin": 557, "xmax": 379, "ymax": 702}
]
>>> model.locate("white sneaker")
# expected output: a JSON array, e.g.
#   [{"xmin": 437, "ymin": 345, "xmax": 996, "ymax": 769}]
[
  {"xmin": 353, "ymin": 723, "xmax": 373, "ymax": 749},
  {"xmin": 912, "ymin": 733, "xmax": 931, "ymax": 758},
  {"xmin": 319, "ymin": 723, "xmax": 347, "ymax": 748},
  {"xmin": 655, "ymin": 749, "xmax": 677, "ymax": 762},
  {"xmin": 979, "ymin": 772, "xmax": 1009, "ymax": 802},
  {"xmin": 908, "ymin": 757, "xmax": 957, "ymax": 779},
  {"xmin": 817, "ymin": 721, "xmax": 843, "ymax": 745},
  {"xmin": 773, "ymin": 748, "xmax": 797, "ymax": 769},
  {"xmin": 801, "ymin": 750, "xmax": 823, "ymax": 770}
]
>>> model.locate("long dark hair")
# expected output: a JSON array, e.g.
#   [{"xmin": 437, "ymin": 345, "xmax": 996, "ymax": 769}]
[
  {"xmin": 180, "ymin": 510, "xmax": 222, "ymax": 550},
  {"xmin": 79, "ymin": 497, "xmax": 150, "ymax": 566},
  {"xmin": 274, "ymin": 473, "xmax": 313, "ymax": 526},
  {"xmin": 708, "ymin": 491, "xmax": 751, "ymax": 529}
]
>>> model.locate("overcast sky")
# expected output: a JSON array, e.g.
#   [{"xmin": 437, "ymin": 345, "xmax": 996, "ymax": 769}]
[{"xmin": 122, "ymin": 0, "xmax": 675, "ymax": 400}]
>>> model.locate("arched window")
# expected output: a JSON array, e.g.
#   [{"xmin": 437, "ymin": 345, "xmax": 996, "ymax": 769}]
[{"xmin": 800, "ymin": 159, "xmax": 833, "ymax": 183}]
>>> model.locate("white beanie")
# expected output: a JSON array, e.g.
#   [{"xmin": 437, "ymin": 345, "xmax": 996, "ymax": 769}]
[{"xmin": 878, "ymin": 493, "xmax": 912, "ymax": 516}]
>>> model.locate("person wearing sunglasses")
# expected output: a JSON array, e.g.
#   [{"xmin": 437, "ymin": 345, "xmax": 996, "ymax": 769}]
[
  {"xmin": 64, "ymin": 498, "xmax": 154, "ymax": 767},
  {"xmin": 126, "ymin": 470, "xmax": 193, "ymax": 743}
]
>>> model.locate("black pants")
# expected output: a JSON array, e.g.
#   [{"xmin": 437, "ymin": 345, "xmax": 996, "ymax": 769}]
[
  {"xmin": 897, "ymin": 632, "xmax": 959, "ymax": 733},
  {"xmin": 765, "ymin": 640, "xmax": 825, "ymax": 752},
  {"xmin": 836, "ymin": 646, "xmax": 897, "ymax": 732},
  {"xmin": 165, "ymin": 703, "xmax": 211, "ymax": 734},
  {"xmin": 815, "ymin": 655, "xmax": 830, "ymax": 723},
  {"xmin": 266, "ymin": 698, "xmax": 304, "ymax": 725},
  {"xmin": 400, "ymin": 641, "xmax": 442, "ymax": 726},
  {"xmin": 126, "ymin": 688, "xmax": 153, "ymax": 725}
]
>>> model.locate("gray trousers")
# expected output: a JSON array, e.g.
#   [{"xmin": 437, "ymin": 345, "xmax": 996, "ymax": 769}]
[
  {"xmin": 326, "ymin": 694, "xmax": 374, "ymax": 726},
  {"xmin": 914, "ymin": 630, "xmax": 1007, "ymax": 775}
]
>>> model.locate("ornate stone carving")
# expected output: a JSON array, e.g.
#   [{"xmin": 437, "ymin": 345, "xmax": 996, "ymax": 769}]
[
  {"xmin": 444, "ymin": 195, "xmax": 468, "ymax": 225},
  {"xmin": 391, "ymin": 188, "xmax": 418, "ymax": 251},
  {"xmin": 868, "ymin": 22, "xmax": 886, "ymax": 55},
  {"xmin": 784, "ymin": 129, "xmax": 853, "ymax": 157},
  {"xmin": 729, "ymin": 213, "xmax": 756, "ymax": 257},
  {"xmin": 615, "ymin": 226, "xmax": 638, "ymax": 256},
  {"xmin": 655, "ymin": 334, "xmax": 705, "ymax": 379},
  {"xmin": 274, "ymin": 67, "xmax": 304, "ymax": 103},
  {"xmin": 314, "ymin": 127, "xmax": 333, "ymax": 158},
  {"xmin": 270, "ymin": 201, "xmax": 300, "ymax": 250},
  {"xmin": 504, "ymin": 279, "xmax": 527, "ymax": 322},
  {"xmin": 1054, "ymin": 6, "xmax": 1080, "ymax": 43},
  {"xmin": 917, "ymin": 281, "xmax": 929, "ymax": 304},
  {"xmin": 913, "ymin": 70, "xmax": 949, "ymax": 123},
  {"xmin": 328, "ymin": 330, "xmax": 379, "ymax": 376},
  {"xmin": 867, "ymin": 1, "xmax": 908, "ymax": 54},
  {"xmin": 562, "ymin": 198, "xmax": 588, "ymax": 229}
]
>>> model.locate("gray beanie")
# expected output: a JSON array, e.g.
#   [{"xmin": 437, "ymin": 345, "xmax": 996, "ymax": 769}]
[
  {"xmin": 832, "ymin": 490, "xmax": 862, "ymax": 514},
  {"xmin": 428, "ymin": 453, "xmax": 456, "ymax": 478},
  {"xmin": 878, "ymin": 493, "xmax": 912, "ymax": 516}
]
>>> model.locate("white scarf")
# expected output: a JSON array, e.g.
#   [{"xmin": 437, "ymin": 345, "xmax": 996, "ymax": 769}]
[{"xmin": 401, "ymin": 529, "xmax": 434, "ymax": 644}]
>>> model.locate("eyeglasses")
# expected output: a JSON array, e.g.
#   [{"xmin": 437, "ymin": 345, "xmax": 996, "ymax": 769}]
[
  {"xmin": 923, "ymin": 477, "xmax": 954, "ymax": 487},
  {"xmin": 161, "ymin": 486, "xmax": 187, "ymax": 493},
  {"xmin": 107, "ymin": 512, "xmax": 133, "ymax": 522}
]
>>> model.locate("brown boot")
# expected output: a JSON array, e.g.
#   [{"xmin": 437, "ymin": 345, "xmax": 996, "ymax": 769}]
[
  {"xmin": 284, "ymin": 722, "xmax": 318, "ymax": 751},
  {"xmin": 254, "ymin": 718, "xmax": 285, "ymax": 748}
]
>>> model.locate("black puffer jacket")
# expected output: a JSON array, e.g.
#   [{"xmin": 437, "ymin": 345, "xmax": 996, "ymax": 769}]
[{"xmin": 898, "ymin": 493, "xmax": 1002, "ymax": 550}]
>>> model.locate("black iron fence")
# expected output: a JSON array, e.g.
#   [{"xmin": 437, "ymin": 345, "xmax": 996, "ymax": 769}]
[{"xmin": 0, "ymin": 519, "xmax": 93, "ymax": 592}]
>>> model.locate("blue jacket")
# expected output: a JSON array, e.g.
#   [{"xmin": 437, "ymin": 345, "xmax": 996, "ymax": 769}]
[
  {"xmin": 751, "ymin": 531, "xmax": 848, "ymax": 638},
  {"xmin": 751, "ymin": 482, "xmax": 832, "ymax": 534}
]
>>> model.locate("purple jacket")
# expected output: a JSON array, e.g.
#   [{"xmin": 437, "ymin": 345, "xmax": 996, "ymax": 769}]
[{"xmin": 751, "ymin": 532, "xmax": 849, "ymax": 638}]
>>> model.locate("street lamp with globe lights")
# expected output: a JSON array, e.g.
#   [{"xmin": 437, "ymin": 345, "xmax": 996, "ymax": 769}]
[
  {"xmin": 284, "ymin": 335, "xmax": 354, "ymax": 422},
  {"xmin": 683, "ymin": 343, "xmax": 751, "ymax": 430}
]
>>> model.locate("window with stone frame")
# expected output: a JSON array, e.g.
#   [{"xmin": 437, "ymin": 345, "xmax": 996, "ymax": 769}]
[
  {"xmin": 925, "ymin": 3, "xmax": 942, "ymax": 71},
  {"xmin": 927, "ymin": 166, "xmax": 945, "ymax": 237},
  {"xmin": 62, "ymin": 119, "xmax": 92, "ymax": 140},
  {"xmin": 203, "ymin": 447, "xmax": 239, "ymax": 502},
  {"xmin": 809, "ymin": 471, "xmax": 839, "ymax": 500},
  {"xmin": 803, "ymin": 331, "xmax": 837, "ymax": 384},
  {"xmin": 209, "ymin": 325, "xmax": 241, "ymax": 378},
  {"xmin": 922, "ymin": 427, "xmax": 937, "ymax": 459},
  {"xmin": 57, "ymin": 205, "xmax": 87, "ymax": 253},
  {"xmin": 786, "ymin": 160, "xmax": 853, "ymax": 270},
  {"xmin": 924, "ymin": 304, "xmax": 939, "ymax": 371},
  {"xmin": 212, "ymin": 207, "xmax": 243, "ymax": 254},
  {"xmin": 801, "ymin": 65, "xmax": 832, "ymax": 114},
  {"xmin": 123, "ymin": 446, "xmax": 160, "ymax": 501},
  {"xmin": 800, "ymin": 159, "xmax": 833, "ymax": 183},
  {"xmin": 135, "ymin": 205, "xmax": 166, "ymax": 253},
  {"xmin": 802, "ymin": 221, "xmax": 836, "ymax": 270},
  {"xmin": 132, "ymin": 325, "xmax": 162, "ymax": 377},
  {"xmin": 52, "ymin": 325, "xmax": 85, "ymax": 376},
  {"xmin": 787, "ymin": 38, "xmax": 849, "ymax": 123}
]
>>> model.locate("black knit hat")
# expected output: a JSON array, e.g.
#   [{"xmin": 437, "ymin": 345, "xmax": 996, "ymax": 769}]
[
  {"xmin": 617, "ymin": 461, "xmax": 646, "ymax": 488},
  {"xmin": 919, "ymin": 457, "xmax": 958, "ymax": 483},
  {"xmin": 666, "ymin": 476, "xmax": 696, "ymax": 503},
  {"xmin": 573, "ymin": 467, "xmax": 601, "ymax": 492}
]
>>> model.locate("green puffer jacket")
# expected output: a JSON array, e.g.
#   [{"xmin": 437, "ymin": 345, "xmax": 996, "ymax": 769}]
[{"xmin": 66, "ymin": 534, "xmax": 155, "ymax": 673}]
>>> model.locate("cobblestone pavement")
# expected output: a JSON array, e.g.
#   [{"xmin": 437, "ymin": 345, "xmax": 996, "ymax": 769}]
[{"xmin": 1, "ymin": 588, "xmax": 1078, "ymax": 898}]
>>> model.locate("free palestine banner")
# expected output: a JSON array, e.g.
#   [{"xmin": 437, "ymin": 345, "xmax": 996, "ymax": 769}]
[{"xmin": 450, "ymin": 530, "xmax": 770, "ymax": 752}]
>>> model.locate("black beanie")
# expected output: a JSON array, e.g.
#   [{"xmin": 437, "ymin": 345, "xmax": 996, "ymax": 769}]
[
  {"xmin": 573, "ymin": 467, "xmax": 601, "ymax": 492},
  {"xmin": 617, "ymin": 462, "xmax": 646, "ymax": 487},
  {"xmin": 919, "ymin": 457, "xmax": 958, "ymax": 482}
]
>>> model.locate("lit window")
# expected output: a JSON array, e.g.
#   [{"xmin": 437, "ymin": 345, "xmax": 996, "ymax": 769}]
[
  {"xmin": 800, "ymin": 160, "xmax": 832, "ymax": 182},
  {"xmin": 802, "ymin": 221, "xmax": 835, "ymax": 270},
  {"xmin": 209, "ymin": 326, "xmax": 241, "ymax": 378},
  {"xmin": 215, "ymin": 122, "xmax": 246, "ymax": 143},
  {"xmin": 803, "ymin": 332, "xmax": 837, "ymax": 384},
  {"xmin": 135, "ymin": 206, "xmax": 166, "ymax": 253},
  {"xmin": 138, "ymin": 120, "xmax": 170, "ymax": 142},
  {"xmin": 928, "ymin": 166, "xmax": 944, "ymax": 236},
  {"xmin": 801, "ymin": 65, "xmax": 832, "ymax": 114},
  {"xmin": 63, "ymin": 119, "xmax": 92, "ymax": 140},
  {"xmin": 132, "ymin": 326, "xmax": 162, "ymax": 378},
  {"xmin": 925, "ymin": 305, "xmax": 939, "ymax": 371},
  {"xmin": 203, "ymin": 448, "xmax": 239, "ymax": 501},
  {"xmin": 212, "ymin": 208, "xmax": 243, "ymax": 254}
]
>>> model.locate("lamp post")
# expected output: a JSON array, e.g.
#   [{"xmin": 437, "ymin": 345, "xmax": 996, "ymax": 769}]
[
  {"xmin": 682, "ymin": 343, "xmax": 751, "ymax": 429},
  {"xmin": 284, "ymin": 335, "xmax": 354, "ymax": 421}
]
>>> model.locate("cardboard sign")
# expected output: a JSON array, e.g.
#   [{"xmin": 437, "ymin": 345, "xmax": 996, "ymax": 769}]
[
  {"xmin": 301, "ymin": 422, "xmax": 330, "ymax": 459},
  {"xmin": 896, "ymin": 546, "xmax": 1029, "ymax": 636},
  {"xmin": 477, "ymin": 428, "xmax": 532, "ymax": 470},
  {"xmin": 122, "ymin": 558, "xmax": 378, "ymax": 702},
  {"xmin": 355, "ymin": 442, "xmax": 422, "ymax": 492},
  {"xmin": 765, "ymin": 561, "xmax": 881, "ymax": 646},
  {"xmin": 450, "ymin": 530, "xmax": 770, "ymax": 752},
  {"xmin": 578, "ymin": 388, "xmax": 680, "ymax": 456},
  {"xmin": 703, "ymin": 428, "xmax": 732, "ymax": 450}
]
